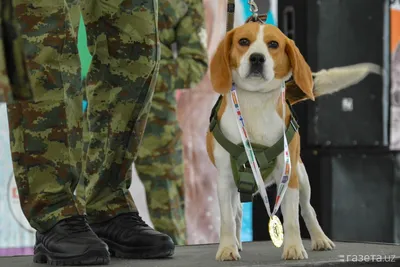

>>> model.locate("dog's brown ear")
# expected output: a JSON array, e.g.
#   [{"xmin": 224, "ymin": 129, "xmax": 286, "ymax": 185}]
[
  {"xmin": 210, "ymin": 30, "xmax": 234, "ymax": 94},
  {"xmin": 285, "ymin": 80, "xmax": 308, "ymax": 104},
  {"xmin": 285, "ymin": 39, "xmax": 315, "ymax": 100}
]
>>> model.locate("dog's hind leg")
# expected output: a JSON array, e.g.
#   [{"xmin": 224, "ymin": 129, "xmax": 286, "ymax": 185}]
[{"xmin": 298, "ymin": 162, "xmax": 335, "ymax": 251}]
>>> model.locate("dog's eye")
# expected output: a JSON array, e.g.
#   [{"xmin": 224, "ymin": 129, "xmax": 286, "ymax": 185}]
[
  {"xmin": 239, "ymin": 38, "xmax": 250, "ymax": 46},
  {"xmin": 268, "ymin": 41, "xmax": 279, "ymax": 49}
]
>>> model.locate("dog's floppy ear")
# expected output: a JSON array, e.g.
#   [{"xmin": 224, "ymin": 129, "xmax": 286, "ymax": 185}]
[
  {"xmin": 210, "ymin": 30, "xmax": 234, "ymax": 94},
  {"xmin": 285, "ymin": 39, "xmax": 315, "ymax": 100}
]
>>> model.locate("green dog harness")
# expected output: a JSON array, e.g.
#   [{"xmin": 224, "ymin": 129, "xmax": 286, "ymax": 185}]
[{"xmin": 209, "ymin": 95, "xmax": 299, "ymax": 203}]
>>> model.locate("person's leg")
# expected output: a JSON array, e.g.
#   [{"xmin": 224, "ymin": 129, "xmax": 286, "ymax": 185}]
[
  {"xmin": 79, "ymin": 0, "xmax": 174, "ymax": 258},
  {"xmin": 7, "ymin": 0, "xmax": 81, "ymax": 234},
  {"xmin": 135, "ymin": 89, "xmax": 186, "ymax": 245},
  {"xmin": 7, "ymin": 1, "xmax": 109, "ymax": 265},
  {"xmin": 78, "ymin": 0, "xmax": 153, "ymax": 222}
]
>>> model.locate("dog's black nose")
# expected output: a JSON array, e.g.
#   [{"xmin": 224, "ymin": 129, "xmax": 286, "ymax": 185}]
[{"xmin": 249, "ymin": 53, "xmax": 266, "ymax": 65}]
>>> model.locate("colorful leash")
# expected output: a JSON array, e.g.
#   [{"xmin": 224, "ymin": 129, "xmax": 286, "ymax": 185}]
[{"xmin": 229, "ymin": 82, "xmax": 291, "ymax": 248}]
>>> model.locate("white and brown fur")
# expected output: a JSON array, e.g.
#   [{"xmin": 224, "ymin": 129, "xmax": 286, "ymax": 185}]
[{"xmin": 206, "ymin": 22, "xmax": 381, "ymax": 261}]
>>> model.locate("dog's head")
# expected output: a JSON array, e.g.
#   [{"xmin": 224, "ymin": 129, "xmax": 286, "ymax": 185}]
[{"xmin": 210, "ymin": 22, "xmax": 314, "ymax": 99}]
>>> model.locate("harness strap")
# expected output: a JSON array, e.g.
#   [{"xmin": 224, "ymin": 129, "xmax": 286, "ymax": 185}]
[
  {"xmin": 210, "ymin": 100, "xmax": 299, "ymax": 162},
  {"xmin": 212, "ymin": 114, "xmax": 299, "ymax": 163},
  {"xmin": 209, "ymin": 98, "xmax": 299, "ymax": 202}
]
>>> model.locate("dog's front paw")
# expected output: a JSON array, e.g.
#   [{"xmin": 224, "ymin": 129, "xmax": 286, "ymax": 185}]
[
  {"xmin": 216, "ymin": 244, "xmax": 241, "ymax": 261},
  {"xmin": 312, "ymin": 234, "xmax": 335, "ymax": 251},
  {"xmin": 237, "ymin": 242, "xmax": 243, "ymax": 252},
  {"xmin": 282, "ymin": 240, "xmax": 308, "ymax": 260},
  {"xmin": 236, "ymin": 238, "xmax": 243, "ymax": 251}
]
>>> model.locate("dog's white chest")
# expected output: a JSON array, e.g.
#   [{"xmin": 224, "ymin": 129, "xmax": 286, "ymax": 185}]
[
  {"xmin": 214, "ymin": 90, "xmax": 286, "ymax": 184},
  {"xmin": 220, "ymin": 91, "xmax": 284, "ymax": 148}
]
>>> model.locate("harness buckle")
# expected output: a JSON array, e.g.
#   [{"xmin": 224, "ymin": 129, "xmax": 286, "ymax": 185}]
[{"xmin": 242, "ymin": 158, "xmax": 261, "ymax": 171}]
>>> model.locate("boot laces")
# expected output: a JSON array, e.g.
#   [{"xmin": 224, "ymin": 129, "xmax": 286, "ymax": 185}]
[
  {"xmin": 62, "ymin": 216, "xmax": 92, "ymax": 234},
  {"xmin": 120, "ymin": 212, "xmax": 148, "ymax": 227}
]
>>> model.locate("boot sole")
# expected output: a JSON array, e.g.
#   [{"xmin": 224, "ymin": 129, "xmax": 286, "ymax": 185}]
[
  {"xmin": 102, "ymin": 238, "xmax": 175, "ymax": 259},
  {"xmin": 33, "ymin": 244, "xmax": 110, "ymax": 266}
]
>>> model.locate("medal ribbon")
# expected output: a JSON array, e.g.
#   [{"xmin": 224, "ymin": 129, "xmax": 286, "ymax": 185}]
[{"xmin": 229, "ymin": 82, "xmax": 291, "ymax": 219}]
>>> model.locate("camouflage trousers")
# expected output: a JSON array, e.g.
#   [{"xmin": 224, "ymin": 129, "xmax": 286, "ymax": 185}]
[
  {"xmin": 135, "ymin": 89, "xmax": 185, "ymax": 245},
  {"xmin": 6, "ymin": 0, "xmax": 160, "ymax": 233}
]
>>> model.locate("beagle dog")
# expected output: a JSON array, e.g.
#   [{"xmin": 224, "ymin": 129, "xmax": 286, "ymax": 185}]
[{"xmin": 206, "ymin": 22, "xmax": 381, "ymax": 261}]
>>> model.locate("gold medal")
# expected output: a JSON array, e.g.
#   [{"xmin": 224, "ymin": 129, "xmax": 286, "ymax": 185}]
[{"xmin": 268, "ymin": 215, "xmax": 284, "ymax": 248}]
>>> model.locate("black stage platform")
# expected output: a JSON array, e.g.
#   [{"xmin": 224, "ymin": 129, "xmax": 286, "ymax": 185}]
[{"xmin": 2, "ymin": 240, "xmax": 399, "ymax": 267}]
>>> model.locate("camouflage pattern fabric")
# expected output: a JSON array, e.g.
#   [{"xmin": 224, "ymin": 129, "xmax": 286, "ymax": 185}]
[
  {"xmin": 0, "ymin": 0, "xmax": 33, "ymax": 103},
  {"xmin": 135, "ymin": 0, "xmax": 208, "ymax": 245},
  {"xmin": 7, "ymin": 0, "xmax": 159, "ymax": 233}
]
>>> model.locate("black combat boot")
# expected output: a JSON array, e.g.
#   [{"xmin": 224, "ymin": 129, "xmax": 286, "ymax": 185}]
[
  {"xmin": 33, "ymin": 215, "xmax": 110, "ymax": 265},
  {"xmin": 90, "ymin": 212, "xmax": 175, "ymax": 259}
]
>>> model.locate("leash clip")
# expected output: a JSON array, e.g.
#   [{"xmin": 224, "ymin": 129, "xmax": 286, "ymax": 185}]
[{"xmin": 248, "ymin": 0, "xmax": 259, "ymax": 18}]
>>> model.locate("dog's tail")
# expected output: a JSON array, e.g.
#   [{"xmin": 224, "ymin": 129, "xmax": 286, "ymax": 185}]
[
  {"xmin": 286, "ymin": 63, "xmax": 382, "ymax": 104},
  {"xmin": 313, "ymin": 63, "xmax": 382, "ymax": 97}
]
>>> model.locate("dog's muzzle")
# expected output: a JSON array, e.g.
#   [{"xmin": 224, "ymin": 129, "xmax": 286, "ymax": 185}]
[{"xmin": 248, "ymin": 53, "xmax": 265, "ymax": 78}]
